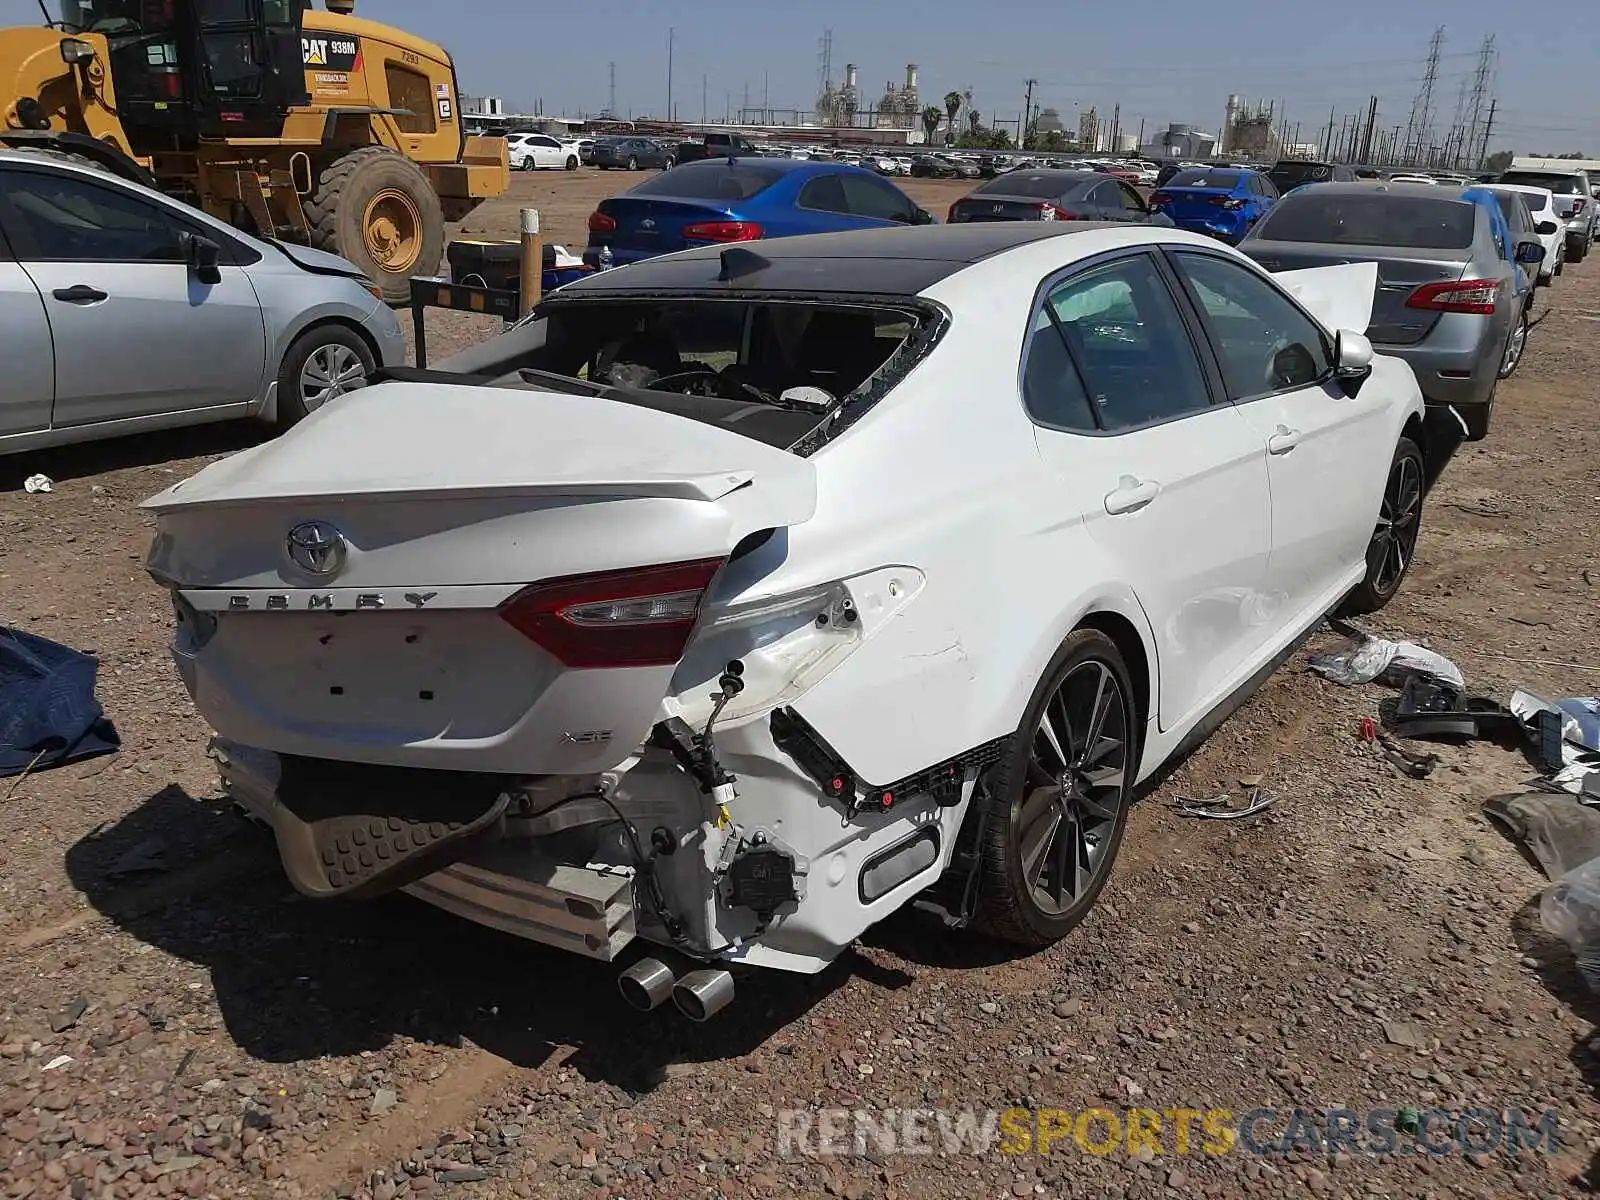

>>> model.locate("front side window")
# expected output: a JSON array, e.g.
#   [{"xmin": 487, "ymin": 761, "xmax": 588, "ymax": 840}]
[
  {"xmin": 1171, "ymin": 251, "xmax": 1332, "ymax": 398},
  {"xmin": 841, "ymin": 174, "xmax": 913, "ymax": 222},
  {"xmin": 384, "ymin": 63, "xmax": 437, "ymax": 134},
  {"xmin": 1038, "ymin": 254, "xmax": 1212, "ymax": 431},
  {"xmin": 0, "ymin": 170, "xmax": 188, "ymax": 263}
]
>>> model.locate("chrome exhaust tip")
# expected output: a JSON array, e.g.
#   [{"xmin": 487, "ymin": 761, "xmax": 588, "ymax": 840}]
[
  {"xmin": 618, "ymin": 957, "xmax": 676, "ymax": 1012},
  {"xmin": 672, "ymin": 968, "xmax": 735, "ymax": 1022}
]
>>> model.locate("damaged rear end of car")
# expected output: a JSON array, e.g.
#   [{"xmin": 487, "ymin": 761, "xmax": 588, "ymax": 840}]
[{"xmin": 143, "ymin": 263, "xmax": 954, "ymax": 1013}]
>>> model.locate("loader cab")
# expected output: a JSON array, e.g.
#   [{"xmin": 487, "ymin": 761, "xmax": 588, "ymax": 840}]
[{"xmin": 61, "ymin": 0, "xmax": 309, "ymax": 140}]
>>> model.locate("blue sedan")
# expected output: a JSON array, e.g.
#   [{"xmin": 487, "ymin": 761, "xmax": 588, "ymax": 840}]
[
  {"xmin": 584, "ymin": 158, "xmax": 935, "ymax": 268},
  {"xmin": 1148, "ymin": 167, "xmax": 1279, "ymax": 244}
]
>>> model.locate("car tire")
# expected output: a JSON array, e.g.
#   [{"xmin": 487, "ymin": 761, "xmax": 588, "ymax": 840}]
[
  {"xmin": 663, "ymin": 157, "xmax": 676, "ymax": 170},
  {"xmin": 973, "ymin": 629, "xmax": 1137, "ymax": 949},
  {"xmin": 565, "ymin": 156, "xmax": 578, "ymax": 171},
  {"xmin": 1336, "ymin": 436, "xmax": 1425, "ymax": 616},
  {"xmin": 1498, "ymin": 305, "xmax": 1529, "ymax": 380},
  {"xmin": 1569, "ymin": 236, "xmax": 1588, "ymax": 264},
  {"xmin": 627, "ymin": 155, "xmax": 639, "ymax": 170},
  {"xmin": 275, "ymin": 324, "xmax": 376, "ymax": 427},
  {"xmin": 304, "ymin": 146, "xmax": 445, "ymax": 305}
]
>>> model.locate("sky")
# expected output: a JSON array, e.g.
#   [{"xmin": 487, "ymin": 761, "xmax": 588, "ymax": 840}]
[{"xmin": 6, "ymin": 0, "xmax": 1596, "ymax": 155}]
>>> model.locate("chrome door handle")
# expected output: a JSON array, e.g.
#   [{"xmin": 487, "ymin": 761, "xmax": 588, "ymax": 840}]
[
  {"xmin": 1267, "ymin": 425, "xmax": 1302, "ymax": 455},
  {"xmin": 1104, "ymin": 476, "xmax": 1161, "ymax": 515}
]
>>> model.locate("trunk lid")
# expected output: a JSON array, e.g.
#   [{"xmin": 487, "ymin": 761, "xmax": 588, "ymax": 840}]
[
  {"xmin": 1152, "ymin": 186, "xmax": 1238, "ymax": 222},
  {"xmin": 593, "ymin": 197, "xmax": 740, "ymax": 258},
  {"xmin": 1242, "ymin": 240, "xmax": 1470, "ymax": 345},
  {"xmin": 144, "ymin": 381, "xmax": 816, "ymax": 777},
  {"xmin": 949, "ymin": 195, "xmax": 1055, "ymax": 222}
]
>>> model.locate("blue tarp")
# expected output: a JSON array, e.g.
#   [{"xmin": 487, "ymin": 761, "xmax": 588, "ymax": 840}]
[{"xmin": 0, "ymin": 626, "xmax": 120, "ymax": 778}]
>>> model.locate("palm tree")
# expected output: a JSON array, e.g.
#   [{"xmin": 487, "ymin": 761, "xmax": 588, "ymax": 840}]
[
  {"xmin": 943, "ymin": 90, "xmax": 963, "ymax": 146},
  {"xmin": 921, "ymin": 105, "xmax": 942, "ymax": 144}
]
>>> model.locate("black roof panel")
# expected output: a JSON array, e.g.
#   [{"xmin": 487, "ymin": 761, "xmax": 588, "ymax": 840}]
[{"xmin": 551, "ymin": 224, "xmax": 1103, "ymax": 298}]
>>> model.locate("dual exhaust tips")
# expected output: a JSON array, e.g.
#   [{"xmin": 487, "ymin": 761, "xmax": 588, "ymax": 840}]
[{"xmin": 619, "ymin": 957, "xmax": 734, "ymax": 1022}]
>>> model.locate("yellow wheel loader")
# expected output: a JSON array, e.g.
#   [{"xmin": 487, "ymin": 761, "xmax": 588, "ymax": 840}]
[{"xmin": 1, "ymin": 1, "xmax": 508, "ymax": 302}]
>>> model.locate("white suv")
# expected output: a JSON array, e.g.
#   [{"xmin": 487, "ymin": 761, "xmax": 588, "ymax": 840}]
[{"xmin": 1499, "ymin": 168, "xmax": 1595, "ymax": 263}]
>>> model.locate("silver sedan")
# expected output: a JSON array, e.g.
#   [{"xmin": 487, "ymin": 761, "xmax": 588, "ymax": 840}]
[{"xmin": 0, "ymin": 149, "xmax": 404, "ymax": 459}]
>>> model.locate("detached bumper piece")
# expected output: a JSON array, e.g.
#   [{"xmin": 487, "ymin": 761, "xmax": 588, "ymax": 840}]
[{"xmin": 214, "ymin": 740, "xmax": 509, "ymax": 899}]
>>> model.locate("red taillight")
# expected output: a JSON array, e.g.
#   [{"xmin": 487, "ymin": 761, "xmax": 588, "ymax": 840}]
[
  {"xmin": 1571, "ymin": 197, "xmax": 1588, "ymax": 217},
  {"xmin": 682, "ymin": 220, "xmax": 765, "ymax": 243},
  {"xmin": 1405, "ymin": 279, "xmax": 1499, "ymax": 315},
  {"xmin": 497, "ymin": 558, "xmax": 725, "ymax": 669},
  {"xmin": 587, "ymin": 210, "xmax": 617, "ymax": 233},
  {"xmin": 1149, "ymin": 192, "xmax": 1170, "ymax": 207},
  {"xmin": 947, "ymin": 203, "xmax": 959, "ymax": 221},
  {"xmin": 1209, "ymin": 196, "xmax": 1244, "ymax": 209}
]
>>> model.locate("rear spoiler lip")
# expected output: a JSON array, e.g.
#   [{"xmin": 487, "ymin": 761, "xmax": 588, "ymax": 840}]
[{"xmin": 140, "ymin": 471, "xmax": 760, "ymax": 515}]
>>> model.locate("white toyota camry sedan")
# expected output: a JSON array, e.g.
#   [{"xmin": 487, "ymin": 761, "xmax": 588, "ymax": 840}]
[{"xmin": 143, "ymin": 224, "xmax": 1433, "ymax": 1019}]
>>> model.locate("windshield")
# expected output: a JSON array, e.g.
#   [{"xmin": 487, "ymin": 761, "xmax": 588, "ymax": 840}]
[
  {"xmin": 629, "ymin": 162, "xmax": 783, "ymax": 201},
  {"xmin": 1500, "ymin": 172, "xmax": 1583, "ymax": 195},
  {"xmin": 977, "ymin": 172, "xmax": 1091, "ymax": 198},
  {"xmin": 61, "ymin": 1, "xmax": 152, "ymax": 33},
  {"xmin": 1171, "ymin": 169, "xmax": 1242, "ymax": 189}
]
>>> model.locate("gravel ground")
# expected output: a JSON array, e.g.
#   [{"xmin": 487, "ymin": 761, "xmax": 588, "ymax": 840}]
[{"xmin": 3, "ymin": 169, "xmax": 1600, "ymax": 1200}]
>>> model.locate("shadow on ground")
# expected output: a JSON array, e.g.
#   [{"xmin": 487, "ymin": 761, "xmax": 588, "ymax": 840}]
[
  {"xmin": 65, "ymin": 781, "xmax": 856, "ymax": 1092},
  {"xmin": 1, "ymin": 421, "xmax": 267, "ymax": 490}
]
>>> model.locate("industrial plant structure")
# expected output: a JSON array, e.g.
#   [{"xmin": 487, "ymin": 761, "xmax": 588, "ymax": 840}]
[{"xmin": 817, "ymin": 62, "xmax": 919, "ymax": 130}]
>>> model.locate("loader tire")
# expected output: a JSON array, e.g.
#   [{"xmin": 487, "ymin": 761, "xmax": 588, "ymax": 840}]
[{"xmin": 304, "ymin": 147, "xmax": 445, "ymax": 305}]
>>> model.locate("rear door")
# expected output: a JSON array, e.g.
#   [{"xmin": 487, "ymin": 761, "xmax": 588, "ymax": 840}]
[
  {"xmin": 0, "ymin": 224, "xmax": 52, "ymax": 438},
  {"xmin": 0, "ymin": 165, "xmax": 266, "ymax": 426},
  {"xmin": 1167, "ymin": 249, "xmax": 1388, "ymax": 619},
  {"xmin": 1025, "ymin": 250, "xmax": 1274, "ymax": 729}
]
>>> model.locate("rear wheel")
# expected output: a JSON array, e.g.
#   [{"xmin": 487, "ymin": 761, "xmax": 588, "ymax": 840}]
[
  {"xmin": 304, "ymin": 147, "xmax": 445, "ymax": 305},
  {"xmin": 663, "ymin": 156, "xmax": 676, "ymax": 170},
  {"xmin": 1569, "ymin": 236, "xmax": 1589, "ymax": 264},
  {"xmin": 974, "ymin": 630, "xmax": 1136, "ymax": 948},
  {"xmin": 1338, "ymin": 436, "xmax": 1424, "ymax": 616},
  {"xmin": 275, "ymin": 324, "xmax": 375, "ymax": 426},
  {"xmin": 1498, "ymin": 305, "xmax": 1529, "ymax": 379},
  {"xmin": 627, "ymin": 155, "xmax": 639, "ymax": 170},
  {"xmin": 565, "ymin": 155, "xmax": 578, "ymax": 170}
]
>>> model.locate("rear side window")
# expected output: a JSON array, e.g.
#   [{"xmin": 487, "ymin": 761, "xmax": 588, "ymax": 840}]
[
  {"xmin": 1172, "ymin": 170, "xmax": 1242, "ymax": 188},
  {"xmin": 1036, "ymin": 255, "xmax": 1212, "ymax": 431},
  {"xmin": 1501, "ymin": 172, "xmax": 1581, "ymax": 195},
  {"xmin": 1022, "ymin": 305, "xmax": 1097, "ymax": 431},
  {"xmin": 798, "ymin": 174, "xmax": 849, "ymax": 214},
  {"xmin": 631, "ymin": 163, "xmax": 782, "ymax": 201},
  {"xmin": 1253, "ymin": 193, "xmax": 1475, "ymax": 248}
]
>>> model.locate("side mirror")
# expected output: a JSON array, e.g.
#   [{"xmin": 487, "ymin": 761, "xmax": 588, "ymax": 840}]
[
  {"xmin": 1334, "ymin": 329, "xmax": 1373, "ymax": 395},
  {"xmin": 181, "ymin": 232, "xmax": 222, "ymax": 285},
  {"xmin": 1536, "ymin": 219, "xmax": 1560, "ymax": 236},
  {"xmin": 911, "ymin": 207, "xmax": 935, "ymax": 225},
  {"xmin": 1515, "ymin": 240, "xmax": 1546, "ymax": 265}
]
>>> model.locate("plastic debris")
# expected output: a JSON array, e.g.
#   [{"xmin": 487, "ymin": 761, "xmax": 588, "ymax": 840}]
[
  {"xmin": 1512, "ymin": 690, "xmax": 1600, "ymax": 796},
  {"xmin": 1484, "ymin": 793, "xmax": 1600, "ymax": 880},
  {"xmin": 1310, "ymin": 635, "xmax": 1464, "ymax": 690},
  {"xmin": 42, "ymin": 1055, "xmax": 72, "ymax": 1071},
  {"xmin": 22, "ymin": 473, "xmax": 52, "ymax": 494},
  {"xmin": 1540, "ymin": 855, "xmax": 1600, "ymax": 992}
]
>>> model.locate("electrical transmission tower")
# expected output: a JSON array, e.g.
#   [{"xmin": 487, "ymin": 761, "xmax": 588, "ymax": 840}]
[
  {"xmin": 1405, "ymin": 26, "xmax": 1444, "ymax": 166},
  {"xmin": 607, "ymin": 62, "xmax": 616, "ymax": 116},
  {"xmin": 818, "ymin": 29, "xmax": 834, "ymax": 98},
  {"xmin": 1465, "ymin": 35, "xmax": 1497, "ymax": 170}
]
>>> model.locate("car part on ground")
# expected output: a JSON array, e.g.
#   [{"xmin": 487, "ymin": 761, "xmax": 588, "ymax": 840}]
[{"xmin": 142, "ymin": 223, "xmax": 1429, "ymax": 997}]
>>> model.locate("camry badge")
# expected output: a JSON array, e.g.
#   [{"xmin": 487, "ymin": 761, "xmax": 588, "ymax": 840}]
[{"xmin": 285, "ymin": 520, "xmax": 347, "ymax": 577}]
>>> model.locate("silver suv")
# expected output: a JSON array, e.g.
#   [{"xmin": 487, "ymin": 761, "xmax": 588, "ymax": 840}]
[{"xmin": 1499, "ymin": 168, "xmax": 1596, "ymax": 263}]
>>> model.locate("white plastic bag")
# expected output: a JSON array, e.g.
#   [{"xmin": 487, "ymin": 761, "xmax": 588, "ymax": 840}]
[
  {"xmin": 22, "ymin": 473, "xmax": 53, "ymax": 494},
  {"xmin": 1540, "ymin": 855, "xmax": 1600, "ymax": 992}
]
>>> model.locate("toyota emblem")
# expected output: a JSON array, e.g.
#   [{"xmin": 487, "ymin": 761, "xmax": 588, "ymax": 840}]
[{"xmin": 285, "ymin": 520, "xmax": 347, "ymax": 576}]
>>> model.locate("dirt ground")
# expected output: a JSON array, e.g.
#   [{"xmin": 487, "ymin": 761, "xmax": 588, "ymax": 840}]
[{"xmin": 4, "ymin": 166, "xmax": 1600, "ymax": 1200}]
